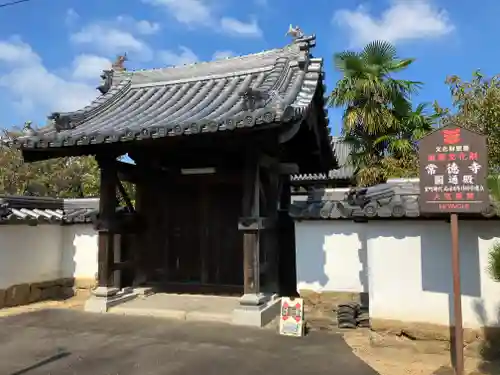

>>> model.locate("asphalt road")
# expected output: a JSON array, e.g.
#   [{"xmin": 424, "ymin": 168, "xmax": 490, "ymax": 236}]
[{"xmin": 0, "ymin": 309, "xmax": 379, "ymax": 375}]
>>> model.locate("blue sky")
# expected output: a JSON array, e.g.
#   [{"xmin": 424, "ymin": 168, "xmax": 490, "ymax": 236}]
[{"xmin": 0, "ymin": 0, "xmax": 497, "ymax": 136}]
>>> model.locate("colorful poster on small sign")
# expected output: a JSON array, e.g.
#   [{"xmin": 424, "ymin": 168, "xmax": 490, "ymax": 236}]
[
  {"xmin": 279, "ymin": 297, "xmax": 304, "ymax": 337},
  {"xmin": 418, "ymin": 124, "xmax": 489, "ymax": 214}
]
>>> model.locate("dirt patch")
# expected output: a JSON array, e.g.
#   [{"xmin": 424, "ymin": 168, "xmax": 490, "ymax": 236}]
[
  {"xmin": 343, "ymin": 329, "xmax": 500, "ymax": 375},
  {"xmin": 0, "ymin": 289, "xmax": 89, "ymax": 318}
]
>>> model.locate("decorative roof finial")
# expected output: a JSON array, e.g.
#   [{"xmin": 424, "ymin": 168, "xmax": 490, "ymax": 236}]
[
  {"xmin": 285, "ymin": 24, "xmax": 304, "ymax": 40},
  {"xmin": 112, "ymin": 53, "xmax": 128, "ymax": 71},
  {"xmin": 0, "ymin": 129, "xmax": 12, "ymax": 145},
  {"xmin": 22, "ymin": 121, "xmax": 36, "ymax": 136}
]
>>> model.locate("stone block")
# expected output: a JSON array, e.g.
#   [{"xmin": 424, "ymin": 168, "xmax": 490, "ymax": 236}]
[
  {"xmin": 59, "ymin": 278, "xmax": 75, "ymax": 288},
  {"xmin": 5, "ymin": 284, "xmax": 31, "ymax": 307},
  {"xmin": 299, "ymin": 290, "xmax": 367, "ymax": 318},
  {"xmin": 61, "ymin": 287, "xmax": 75, "ymax": 299},
  {"xmin": 28, "ymin": 286, "xmax": 43, "ymax": 303},
  {"xmin": 0, "ymin": 289, "xmax": 6, "ymax": 309},
  {"xmin": 30, "ymin": 279, "xmax": 59, "ymax": 289},
  {"xmin": 232, "ymin": 298, "xmax": 281, "ymax": 327},
  {"xmin": 40, "ymin": 286, "xmax": 62, "ymax": 301}
]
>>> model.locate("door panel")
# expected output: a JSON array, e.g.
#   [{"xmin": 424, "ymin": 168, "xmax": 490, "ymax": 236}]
[
  {"xmin": 167, "ymin": 183, "xmax": 202, "ymax": 283},
  {"xmin": 165, "ymin": 176, "xmax": 243, "ymax": 291},
  {"xmin": 205, "ymin": 183, "xmax": 243, "ymax": 287}
]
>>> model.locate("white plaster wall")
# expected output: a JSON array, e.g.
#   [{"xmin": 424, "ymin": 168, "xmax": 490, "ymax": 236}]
[
  {"xmin": 295, "ymin": 221, "xmax": 368, "ymax": 293},
  {"xmin": 0, "ymin": 225, "xmax": 63, "ymax": 289},
  {"xmin": 0, "ymin": 224, "xmax": 98, "ymax": 290},
  {"xmin": 295, "ymin": 219, "xmax": 500, "ymax": 329},
  {"xmin": 366, "ymin": 221, "xmax": 500, "ymax": 329},
  {"xmin": 61, "ymin": 224, "xmax": 98, "ymax": 281}
]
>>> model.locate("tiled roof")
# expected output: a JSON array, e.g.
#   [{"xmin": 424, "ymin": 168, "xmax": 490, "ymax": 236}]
[
  {"xmin": 6, "ymin": 35, "xmax": 328, "ymax": 150},
  {"xmin": 289, "ymin": 178, "xmax": 498, "ymax": 220},
  {"xmin": 291, "ymin": 136, "xmax": 354, "ymax": 181},
  {"xmin": 0, "ymin": 196, "xmax": 100, "ymax": 224}
]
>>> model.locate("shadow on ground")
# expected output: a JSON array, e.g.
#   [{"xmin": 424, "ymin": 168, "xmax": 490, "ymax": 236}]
[{"xmin": 0, "ymin": 309, "xmax": 380, "ymax": 375}]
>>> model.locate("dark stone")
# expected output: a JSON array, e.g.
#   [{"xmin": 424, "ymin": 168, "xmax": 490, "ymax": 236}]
[{"xmin": 5, "ymin": 284, "xmax": 30, "ymax": 307}]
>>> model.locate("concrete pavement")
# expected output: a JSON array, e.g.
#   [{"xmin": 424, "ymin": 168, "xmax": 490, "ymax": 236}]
[{"xmin": 0, "ymin": 309, "xmax": 379, "ymax": 375}]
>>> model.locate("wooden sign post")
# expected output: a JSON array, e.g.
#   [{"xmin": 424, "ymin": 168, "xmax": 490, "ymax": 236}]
[{"xmin": 419, "ymin": 125, "xmax": 488, "ymax": 375}]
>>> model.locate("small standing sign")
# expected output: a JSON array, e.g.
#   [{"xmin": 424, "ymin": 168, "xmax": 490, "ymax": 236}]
[
  {"xmin": 279, "ymin": 297, "xmax": 305, "ymax": 337},
  {"xmin": 418, "ymin": 124, "xmax": 489, "ymax": 375}
]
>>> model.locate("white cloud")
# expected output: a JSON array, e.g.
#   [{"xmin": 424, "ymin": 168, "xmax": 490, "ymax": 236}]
[
  {"xmin": 142, "ymin": 0, "xmax": 213, "ymax": 26},
  {"xmin": 65, "ymin": 8, "xmax": 79, "ymax": 27},
  {"xmin": 135, "ymin": 20, "xmax": 161, "ymax": 35},
  {"xmin": 158, "ymin": 46, "xmax": 199, "ymax": 66},
  {"xmin": 72, "ymin": 54, "xmax": 112, "ymax": 80},
  {"xmin": 0, "ymin": 38, "xmax": 40, "ymax": 65},
  {"xmin": 142, "ymin": 0, "xmax": 263, "ymax": 38},
  {"xmin": 334, "ymin": 0, "xmax": 454, "ymax": 47},
  {"xmin": 220, "ymin": 17, "xmax": 262, "ymax": 38},
  {"xmin": 0, "ymin": 39, "xmax": 99, "ymax": 115},
  {"xmin": 212, "ymin": 50, "xmax": 235, "ymax": 60},
  {"xmin": 114, "ymin": 15, "xmax": 160, "ymax": 35},
  {"xmin": 70, "ymin": 24, "xmax": 153, "ymax": 61}
]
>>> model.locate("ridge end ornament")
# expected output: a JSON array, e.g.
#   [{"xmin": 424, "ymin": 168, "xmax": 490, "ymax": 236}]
[
  {"xmin": 285, "ymin": 24, "xmax": 304, "ymax": 40},
  {"xmin": 112, "ymin": 53, "xmax": 128, "ymax": 72}
]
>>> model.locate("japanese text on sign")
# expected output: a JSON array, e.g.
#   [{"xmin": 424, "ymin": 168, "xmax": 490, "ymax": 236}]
[{"xmin": 419, "ymin": 126, "xmax": 488, "ymax": 214}]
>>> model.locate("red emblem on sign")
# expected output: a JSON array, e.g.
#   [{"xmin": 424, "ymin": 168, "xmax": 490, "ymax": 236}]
[
  {"xmin": 281, "ymin": 301, "xmax": 302, "ymax": 322},
  {"xmin": 442, "ymin": 128, "xmax": 461, "ymax": 145}
]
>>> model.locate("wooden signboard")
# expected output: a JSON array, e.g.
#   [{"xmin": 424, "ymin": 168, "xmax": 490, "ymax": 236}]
[
  {"xmin": 419, "ymin": 124, "xmax": 488, "ymax": 213},
  {"xmin": 418, "ymin": 124, "xmax": 488, "ymax": 375},
  {"xmin": 279, "ymin": 297, "xmax": 304, "ymax": 337}
]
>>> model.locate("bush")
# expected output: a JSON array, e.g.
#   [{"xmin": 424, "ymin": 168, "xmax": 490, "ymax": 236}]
[{"xmin": 487, "ymin": 241, "xmax": 500, "ymax": 282}]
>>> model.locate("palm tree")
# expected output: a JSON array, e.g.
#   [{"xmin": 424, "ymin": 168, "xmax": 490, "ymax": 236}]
[{"xmin": 329, "ymin": 40, "xmax": 432, "ymax": 185}]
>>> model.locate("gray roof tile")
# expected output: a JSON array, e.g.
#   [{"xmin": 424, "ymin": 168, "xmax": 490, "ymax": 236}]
[
  {"xmin": 9, "ymin": 36, "xmax": 328, "ymax": 150},
  {"xmin": 291, "ymin": 136, "xmax": 354, "ymax": 181},
  {"xmin": 0, "ymin": 196, "xmax": 100, "ymax": 224},
  {"xmin": 289, "ymin": 179, "xmax": 498, "ymax": 219}
]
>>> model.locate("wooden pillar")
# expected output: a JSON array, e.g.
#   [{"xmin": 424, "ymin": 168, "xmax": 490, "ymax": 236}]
[
  {"xmin": 243, "ymin": 231, "xmax": 260, "ymax": 294},
  {"xmin": 96, "ymin": 156, "xmax": 118, "ymax": 292},
  {"xmin": 240, "ymin": 152, "xmax": 261, "ymax": 298},
  {"xmin": 277, "ymin": 174, "xmax": 298, "ymax": 296}
]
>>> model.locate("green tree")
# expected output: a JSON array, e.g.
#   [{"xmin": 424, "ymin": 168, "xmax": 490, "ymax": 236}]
[
  {"xmin": 438, "ymin": 70, "xmax": 500, "ymax": 172},
  {"xmin": 329, "ymin": 40, "xmax": 437, "ymax": 186},
  {"xmin": 0, "ymin": 142, "xmax": 101, "ymax": 197}
]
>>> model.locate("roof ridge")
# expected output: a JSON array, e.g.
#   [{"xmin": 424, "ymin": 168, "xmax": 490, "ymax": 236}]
[{"xmin": 129, "ymin": 46, "xmax": 286, "ymax": 74}]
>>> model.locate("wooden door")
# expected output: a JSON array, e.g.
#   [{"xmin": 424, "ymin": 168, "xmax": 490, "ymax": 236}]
[
  {"xmin": 166, "ymin": 183, "xmax": 203, "ymax": 284},
  {"xmin": 165, "ymin": 176, "xmax": 243, "ymax": 294},
  {"xmin": 204, "ymin": 182, "xmax": 243, "ymax": 289}
]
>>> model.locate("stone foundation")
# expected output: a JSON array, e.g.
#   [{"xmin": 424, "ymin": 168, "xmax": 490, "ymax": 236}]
[
  {"xmin": 370, "ymin": 318, "xmax": 487, "ymax": 343},
  {"xmin": 299, "ymin": 290, "xmax": 368, "ymax": 314},
  {"xmin": 370, "ymin": 318, "xmax": 500, "ymax": 360},
  {"xmin": 0, "ymin": 277, "xmax": 96, "ymax": 309}
]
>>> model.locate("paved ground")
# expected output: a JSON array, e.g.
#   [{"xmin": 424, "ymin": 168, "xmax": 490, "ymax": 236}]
[{"xmin": 0, "ymin": 309, "xmax": 379, "ymax": 375}]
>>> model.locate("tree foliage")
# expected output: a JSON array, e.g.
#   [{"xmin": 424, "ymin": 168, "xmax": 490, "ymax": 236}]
[
  {"xmin": 437, "ymin": 70, "xmax": 500, "ymax": 172},
  {"xmin": 0, "ymin": 145, "xmax": 100, "ymax": 197},
  {"xmin": 329, "ymin": 40, "xmax": 439, "ymax": 186},
  {"xmin": 487, "ymin": 241, "xmax": 500, "ymax": 282}
]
